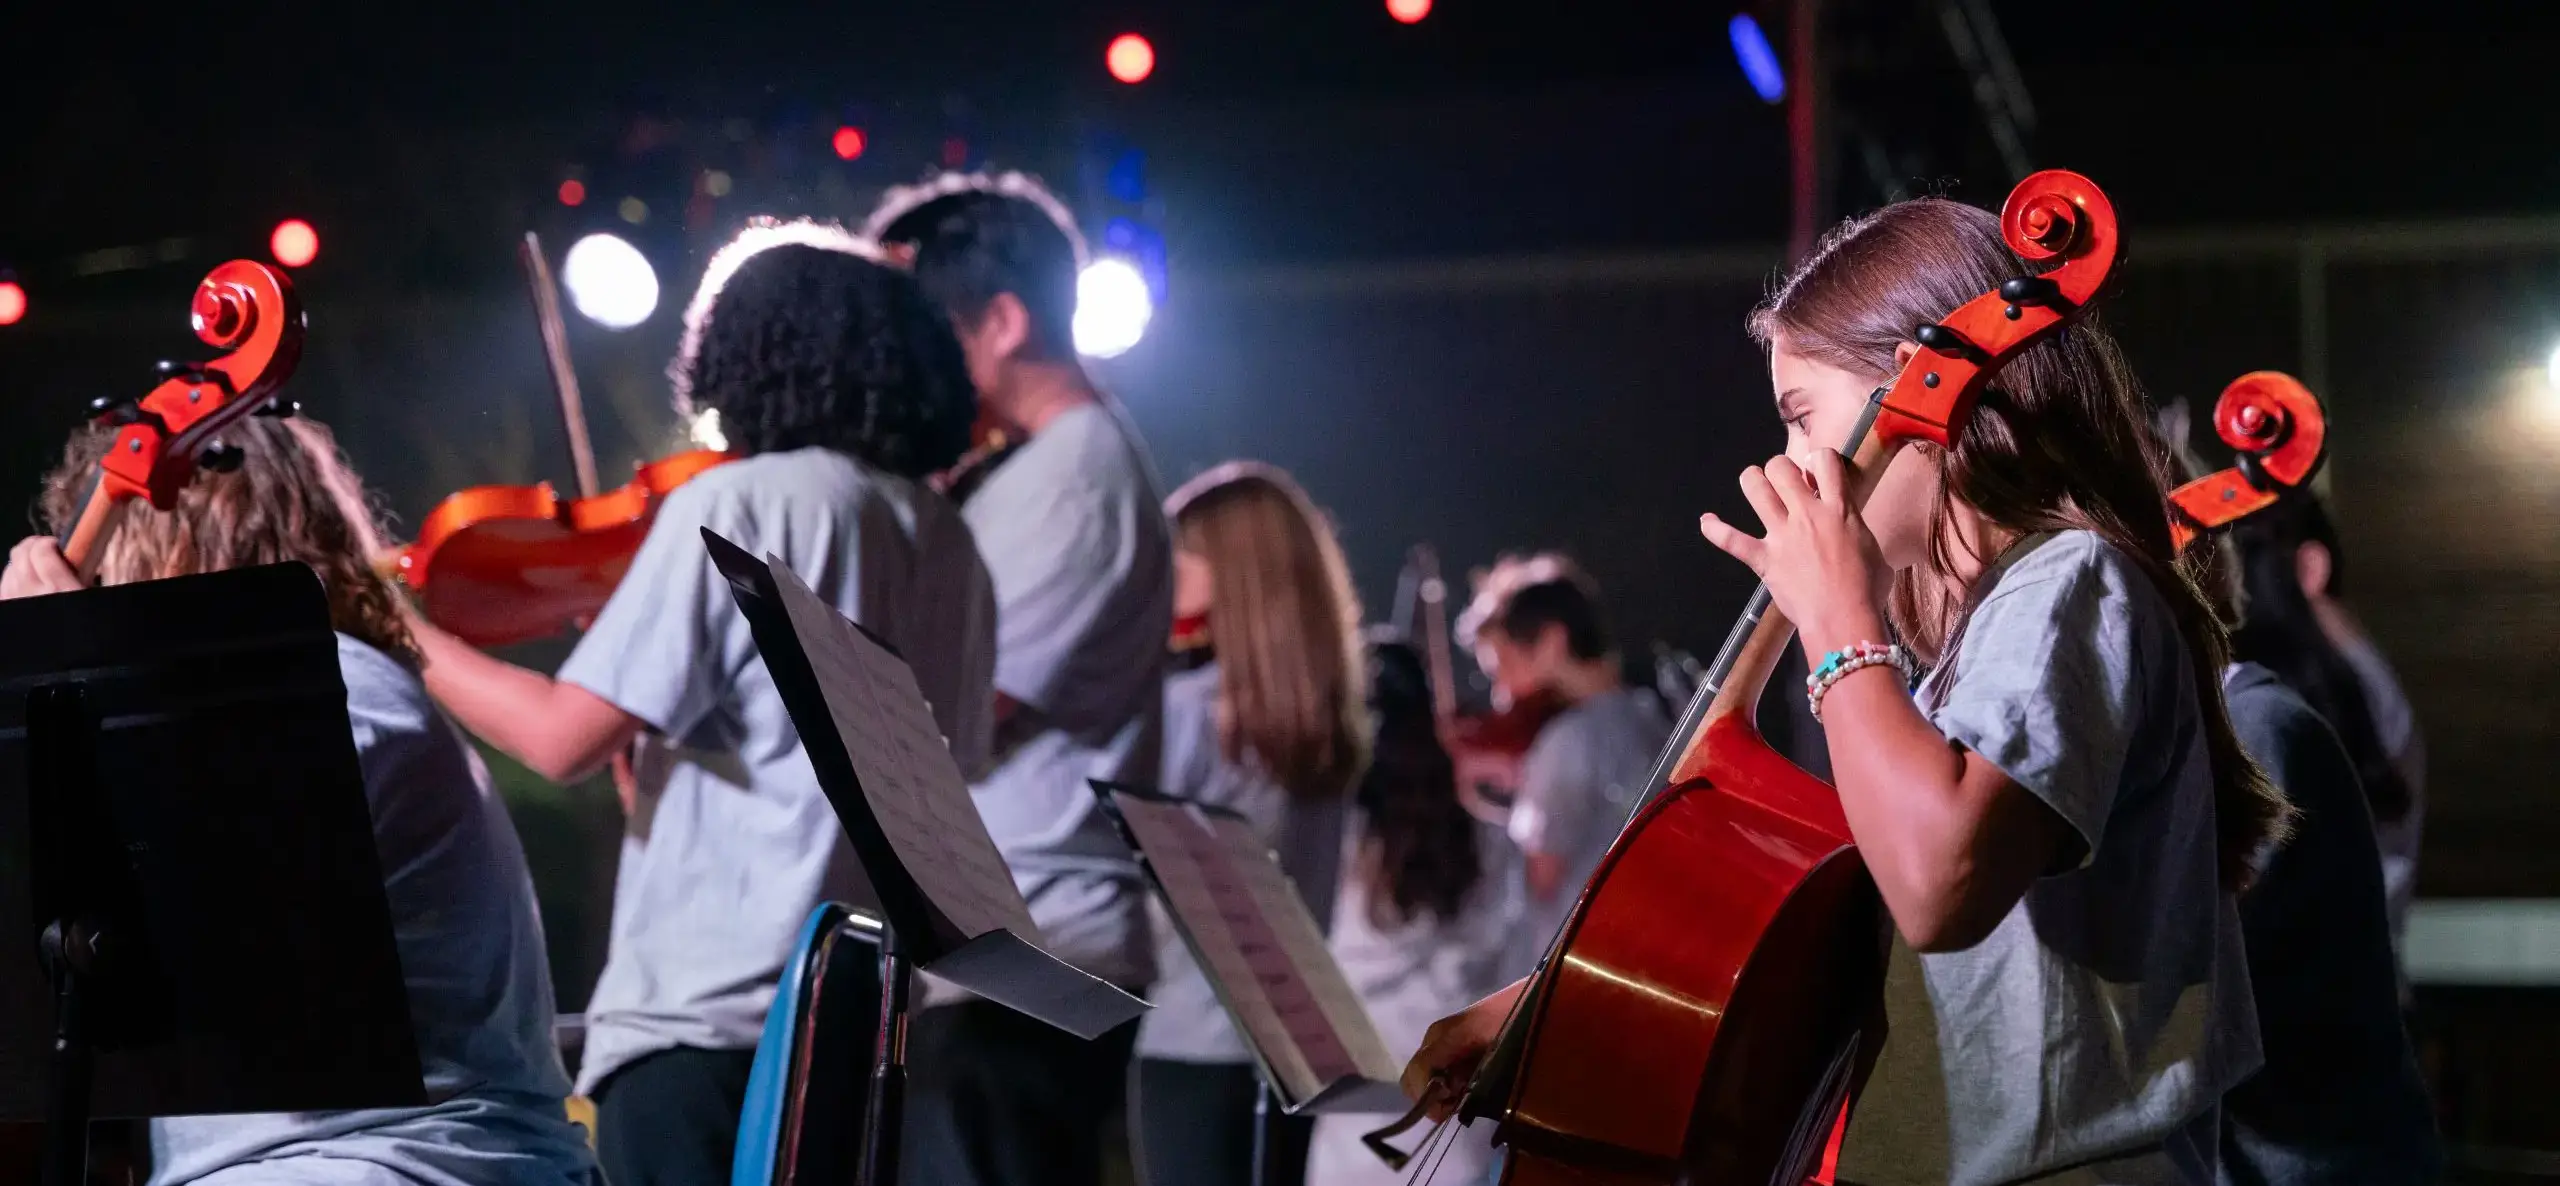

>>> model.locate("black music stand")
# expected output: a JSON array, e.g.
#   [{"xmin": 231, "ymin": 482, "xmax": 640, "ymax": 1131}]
[
  {"xmin": 0, "ymin": 563, "xmax": 423, "ymax": 1186},
  {"xmin": 703, "ymin": 530, "xmax": 1149, "ymax": 1186},
  {"xmin": 1090, "ymin": 781, "xmax": 1410, "ymax": 1186}
]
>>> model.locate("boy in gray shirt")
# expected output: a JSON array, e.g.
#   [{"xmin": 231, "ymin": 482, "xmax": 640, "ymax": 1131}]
[
  {"xmin": 870, "ymin": 172, "xmax": 1174, "ymax": 1186},
  {"xmin": 1453, "ymin": 553, "xmax": 1672, "ymax": 981}
]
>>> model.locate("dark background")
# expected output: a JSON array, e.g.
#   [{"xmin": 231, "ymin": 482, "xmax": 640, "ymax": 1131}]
[{"xmin": 6, "ymin": 0, "xmax": 2560, "ymax": 1167}]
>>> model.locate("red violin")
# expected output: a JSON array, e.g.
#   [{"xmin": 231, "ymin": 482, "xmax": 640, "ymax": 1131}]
[
  {"xmin": 1403, "ymin": 544, "xmax": 1565, "ymax": 822},
  {"xmin": 58, "ymin": 261, "xmax": 307, "ymax": 575},
  {"xmin": 389, "ymin": 233, "xmax": 733, "ymax": 647},
  {"xmin": 2167, "ymin": 371, "xmax": 2327, "ymax": 552},
  {"xmin": 1371, "ymin": 170, "xmax": 2128, "ymax": 1186}
]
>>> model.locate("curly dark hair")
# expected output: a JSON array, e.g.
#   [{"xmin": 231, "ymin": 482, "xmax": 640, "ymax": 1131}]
[
  {"xmin": 671, "ymin": 222, "xmax": 975, "ymax": 478},
  {"xmin": 865, "ymin": 171, "xmax": 1085, "ymax": 361}
]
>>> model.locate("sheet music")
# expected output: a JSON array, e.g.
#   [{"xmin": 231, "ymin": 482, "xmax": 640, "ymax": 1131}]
[
  {"xmin": 769, "ymin": 556, "xmax": 1037, "ymax": 945},
  {"xmin": 1113, "ymin": 796, "xmax": 1402, "ymax": 1106}
]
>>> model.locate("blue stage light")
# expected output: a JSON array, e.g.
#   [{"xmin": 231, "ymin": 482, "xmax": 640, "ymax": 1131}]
[{"xmin": 1729, "ymin": 13, "xmax": 1787, "ymax": 105}]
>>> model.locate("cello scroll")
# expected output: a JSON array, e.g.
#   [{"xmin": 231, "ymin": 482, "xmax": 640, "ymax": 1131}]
[{"xmin": 2166, "ymin": 371, "xmax": 2327, "ymax": 551}]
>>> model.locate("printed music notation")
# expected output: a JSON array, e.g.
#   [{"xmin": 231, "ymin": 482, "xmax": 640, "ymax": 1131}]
[
  {"xmin": 1112, "ymin": 795, "xmax": 1402, "ymax": 1108},
  {"xmin": 768, "ymin": 557, "xmax": 1039, "ymax": 947}
]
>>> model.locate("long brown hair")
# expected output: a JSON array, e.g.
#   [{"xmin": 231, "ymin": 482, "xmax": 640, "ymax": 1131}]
[
  {"xmin": 1749, "ymin": 197, "xmax": 2292, "ymax": 888},
  {"xmin": 40, "ymin": 417, "xmax": 419, "ymax": 665},
  {"xmin": 1166, "ymin": 461, "xmax": 1370, "ymax": 801}
]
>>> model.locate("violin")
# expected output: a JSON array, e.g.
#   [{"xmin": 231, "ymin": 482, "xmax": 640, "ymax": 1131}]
[
  {"xmin": 1368, "ymin": 170, "xmax": 2126, "ymax": 1185},
  {"xmin": 388, "ymin": 233, "xmax": 734, "ymax": 647},
  {"xmin": 2166, "ymin": 371, "xmax": 2326, "ymax": 551},
  {"xmin": 932, "ymin": 411, "xmax": 1019, "ymax": 506},
  {"xmin": 1403, "ymin": 544, "xmax": 1564, "ymax": 822},
  {"xmin": 58, "ymin": 261, "xmax": 306, "ymax": 575}
]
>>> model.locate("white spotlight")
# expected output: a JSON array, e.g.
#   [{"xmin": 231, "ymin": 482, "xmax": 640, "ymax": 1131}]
[
  {"xmin": 2548, "ymin": 341, "xmax": 2560, "ymax": 393},
  {"xmin": 1074, "ymin": 258, "xmax": 1153, "ymax": 359},
  {"xmin": 562, "ymin": 233, "xmax": 660, "ymax": 330}
]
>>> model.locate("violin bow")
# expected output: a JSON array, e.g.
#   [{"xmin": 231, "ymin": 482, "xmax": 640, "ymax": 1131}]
[{"xmin": 520, "ymin": 231, "xmax": 603, "ymax": 502}]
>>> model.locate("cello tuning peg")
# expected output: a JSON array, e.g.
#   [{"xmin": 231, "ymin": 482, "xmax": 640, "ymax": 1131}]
[
  {"xmin": 155, "ymin": 359, "xmax": 209, "ymax": 383},
  {"xmin": 1997, "ymin": 276, "xmax": 2063, "ymax": 308},
  {"xmin": 253, "ymin": 397, "xmax": 299, "ymax": 418},
  {"xmin": 87, "ymin": 395, "xmax": 142, "ymax": 425},
  {"xmin": 1914, "ymin": 323, "xmax": 1990, "ymax": 363},
  {"xmin": 197, "ymin": 441, "xmax": 246, "ymax": 474}
]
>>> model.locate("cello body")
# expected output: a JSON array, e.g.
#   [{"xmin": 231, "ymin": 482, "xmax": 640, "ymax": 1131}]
[{"xmin": 1495, "ymin": 707, "xmax": 1887, "ymax": 1185}]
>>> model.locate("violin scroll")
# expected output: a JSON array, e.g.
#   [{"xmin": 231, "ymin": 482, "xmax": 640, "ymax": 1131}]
[{"xmin": 2167, "ymin": 371, "xmax": 2327, "ymax": 551}]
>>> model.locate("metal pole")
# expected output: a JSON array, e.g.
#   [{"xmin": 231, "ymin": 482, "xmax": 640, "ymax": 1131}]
[
  {"xmin": 1788, "ymin": 0, "xmax": 1825, "ymax": 263},
  {"xmin": 1250, "ymin": 1077, "xmax": 1276, "ymax": 1186},
  {"xmin": 860, "ymin": 925, "xmax": 911, "ymax": 1186}
]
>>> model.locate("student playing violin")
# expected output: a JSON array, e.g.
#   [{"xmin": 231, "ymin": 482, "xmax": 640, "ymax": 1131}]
[
  {"xmin": 3, "ymin": 417, "xmax": 597, "ymax": 1186},
  {"xmin": 1406, "ymin": 196, "xmax": 2290, "ymax": 1185},
  {"xmin": 401, "ymin": 220, "xmax": 995, "ymax": 1186}
]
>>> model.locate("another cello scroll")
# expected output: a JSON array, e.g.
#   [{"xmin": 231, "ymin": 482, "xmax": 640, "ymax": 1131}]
[
  {"xmin": 2166, "ymin": 371, "xmax": 2327, "ymax": 551},
  {"xmin": 1371, "ymin": 169, "xmax": 2128, "ymax": 1186},
  {"xmin": 59, "ymin": 260, "xmax": 307, "ymax": 577}
]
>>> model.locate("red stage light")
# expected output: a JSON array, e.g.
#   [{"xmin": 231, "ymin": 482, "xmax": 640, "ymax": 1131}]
[
  {"xmin": 270, "ymin": 220, "xmax": 320, "ymax": 268},
  {"xmin": 1387, "ymin": 0, "xmax": 1432, "ymax": 22},
  {"xmin": 1107, "ymin": 34, "xmax": 1155, "ymax": 84},
  {"xmin": 559, "ymin": 179, "xmax": 587, "ymax": 206},
  {"xmin": 832, "ymin": 126, "xmax": 867, "ymax": 160},
  {"xmin": 0, "ymin": 282, "xmax": 24, "ymax": 326}
]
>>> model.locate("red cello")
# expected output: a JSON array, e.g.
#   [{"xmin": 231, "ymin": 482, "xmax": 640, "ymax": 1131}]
[
  {"xmin": 1371, "ymin": 170, "xmax": 2127, "ymax": 1185},
  {"xmin": 2166, "ymin": 371, "xmax": 2326, "ymax": 551},
  {"xmin": 57, "ymin": 261, "xmax": 307, "ymax": 574}
]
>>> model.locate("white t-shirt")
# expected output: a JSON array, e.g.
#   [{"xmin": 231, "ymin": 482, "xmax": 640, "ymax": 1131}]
[
  {"xmin": 1501, "ymin": 685, "xmax": 1671, "ymax": 981},
  {"xmin": 1134, "ymin": 660, "xmax": 1350, "ymax": 1062},
  {"xmin": 954, "ymin": 400, "xmax": 1172, "ymax": 990},
  {"xmin": 149, "ymin": 636, "xmax": 595, "ymax": 1186},
  {"xmin": 556, "ymin": 447, "xmax": 996, "ymax": 1094}
]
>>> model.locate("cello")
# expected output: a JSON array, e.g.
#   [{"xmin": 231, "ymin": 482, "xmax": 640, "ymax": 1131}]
[
  {"xmin": 1368, "ymin": 170, "xmax": 2126, "ymax": 1185},
  {"xmin": 56, "ymin": 261, "xmax": 307, "ymax": 575},
  {"xmin": 2165, "ymin": 371, "xmax": 2326, "ymax": 551},
  {"xmin": 388, "ymin": 232, "xmax": 735, "ymax": 648}
]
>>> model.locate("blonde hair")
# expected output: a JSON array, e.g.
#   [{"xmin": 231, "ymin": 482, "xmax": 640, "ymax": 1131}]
[
  {"xmin": 1166, "ymin": 461, "xmax": 1370, "ymax": 800},
  {"xmin": 40, "ymin": 417, "xmax": 417, "ymax": 664}
]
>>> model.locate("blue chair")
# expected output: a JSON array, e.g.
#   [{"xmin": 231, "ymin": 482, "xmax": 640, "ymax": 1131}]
[{"xmin": 732, "ymin": 904, "xmax": 888, "ymax": 1186}]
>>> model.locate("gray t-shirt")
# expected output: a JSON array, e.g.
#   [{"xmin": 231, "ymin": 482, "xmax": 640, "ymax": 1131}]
[
  {"xmin": 1135, "ymin": 661, "xmax": 1350, "ymax": 1062},
  {"xmin": 150, "ymin": 636, "xmax": 595, "ymax": 1186},
  {"xmin": 1502, "ymin": 685, "xmax": 1671, "ymax": 980},
  {"xmin": 557, "ymin": 448, "xmax": 996, "ymax": 1094},
  {"xmin": 955, "ymin": 400, "xmax": 1172, "ymax": 990},
  {"xmin": 1839, "ymin": 531, "xmax": 2262, "ymax": 1186}
]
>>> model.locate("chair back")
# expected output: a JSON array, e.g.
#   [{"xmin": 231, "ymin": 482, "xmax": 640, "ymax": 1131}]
[{"xmin": 731, "ymin": 903, "xmax": 887, "ymax": 1186}]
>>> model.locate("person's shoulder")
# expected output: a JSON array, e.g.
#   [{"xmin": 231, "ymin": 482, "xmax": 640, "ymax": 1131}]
[
  {"xmin": 1021, "ymin": 401, "xmax": 1161, "ymax": 500},
  {"xmin": 337, "ymin": 634, "xmax": 432, "ymax": 726},
  {"xmin": 1977, "ymin": 530, "xmax": 2168, "ymax": 621},
  {"xmin": 683, "ymin": 447, "xmax": 881, "ymax": 504}
]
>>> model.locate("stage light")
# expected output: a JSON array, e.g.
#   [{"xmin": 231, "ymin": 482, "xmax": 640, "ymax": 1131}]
[
  {"xmin": 703, "ymin": 170, "xmax": 733, "ymax": 197},
  {"xmin": 833, "ymin": 126, "xmax": 867, "ymax": 160},
  {"xmin": 1388, "ymin": 0, "xmax": 1432, "ymax": 23},
  {"xmin": 1075, "ymin": 258, "xmax": 1152, "ymax": 359},
  {"xmin": 691, "ymin": 407, "xmax": 729, "ymax": 452},
  {"xmin": 1107, "ymin": 34, "xmax": 1155, "ymax": 84},
  {"xmin": 270, "ymin": 219, "xmax": 320, "ymax": 268},
  {"xmin": 559, "ymin": 179, "xmax": 587, "ymax": 206},
  {"xmin": 942, "ymin": 137, "xmax": 970, "ymax": 168},
  {"xmin": 2548, "ymin": 341, "xmax": 2560, "ymax": 393},
  {"xmin": 0, "ymin": 282, "xmax": 24, "ymax": 326},
  {"xmin": 619, "ymin": 197, "xmax": 648, "ymax": 225},
  {"xmin": 1729, "ymin": 13, "xmax": 1787, "ymax": 104},
  {"xmin": 561, "ymin": 233, "xmax": 659, "ymax": 331}
]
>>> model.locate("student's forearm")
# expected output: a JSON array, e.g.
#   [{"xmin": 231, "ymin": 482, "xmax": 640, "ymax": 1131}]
[
  {"xmin": 412, "ymin": 619, "xmax": 638, "ymax": 784},
  {"xmin": 1817, "ymin": 666, "xmax": 2051, "ymax": 952}
]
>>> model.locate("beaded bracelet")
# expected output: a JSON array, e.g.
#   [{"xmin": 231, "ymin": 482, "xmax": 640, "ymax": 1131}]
[{"xmin": 1805, "ymin": 641, "xmax": 1917, "ymax": 721}]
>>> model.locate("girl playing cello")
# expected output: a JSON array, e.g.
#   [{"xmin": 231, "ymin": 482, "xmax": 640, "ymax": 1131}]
[{"xmin": 1405, "ymin": 196, "xmax": 2290, "ymax": 1184}]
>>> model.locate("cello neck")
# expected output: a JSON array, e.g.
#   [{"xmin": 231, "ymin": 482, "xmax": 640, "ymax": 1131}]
[{"xmin": 1641, "ymin": 389, "xmax": 1900, "ymax": 796}]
